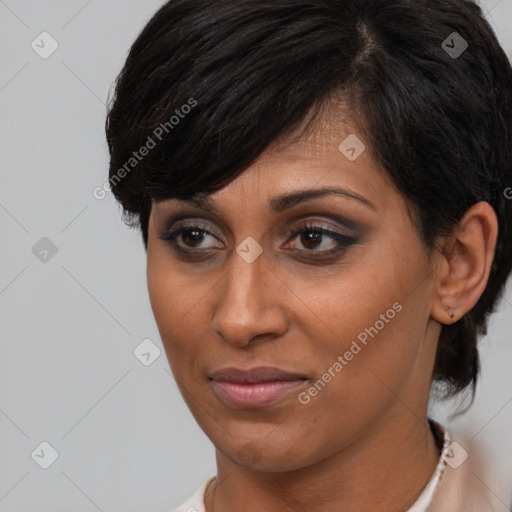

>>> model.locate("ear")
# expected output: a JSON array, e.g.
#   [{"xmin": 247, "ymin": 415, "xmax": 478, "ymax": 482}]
[{"xmin": 431, "ymin": 201, "xmax": 498, "ymax": 325}]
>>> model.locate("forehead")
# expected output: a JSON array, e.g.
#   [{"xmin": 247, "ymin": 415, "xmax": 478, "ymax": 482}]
[
  {"xmin": 231, "ymin": 105, "xmax": 395, "ymax": 211},
  {"xmin": 151, "ymin": 101, "xmax": 413, "ymax": 228}
]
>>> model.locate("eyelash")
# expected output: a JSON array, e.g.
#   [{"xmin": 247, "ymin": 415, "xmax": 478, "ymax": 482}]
[
  {"xmin": 285, "ymin": 223, "xmax": 357, "ymax": 255},
  {"xmin": 158, "ymin": 221, "xmax": 357, "ymax": 260}
]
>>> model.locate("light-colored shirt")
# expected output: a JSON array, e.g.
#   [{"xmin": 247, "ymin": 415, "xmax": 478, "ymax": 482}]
[{"xmin": 171, "ymin": 420, "xmax": 509, "ymax": 512}]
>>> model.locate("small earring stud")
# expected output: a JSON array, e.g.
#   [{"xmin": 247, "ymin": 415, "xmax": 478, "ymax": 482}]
[{"xmin": 443, "ymin": 305, "xmax": 455, "ymax": 320}]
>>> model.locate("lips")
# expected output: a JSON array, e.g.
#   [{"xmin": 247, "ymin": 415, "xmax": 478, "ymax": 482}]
[
  {"xmin": 209, "ymin": 366, "xmax": 308, "ymax": 409},
  {"xmin": 209, "ymin": 366, "xmax": 307, "ymax": 384}
]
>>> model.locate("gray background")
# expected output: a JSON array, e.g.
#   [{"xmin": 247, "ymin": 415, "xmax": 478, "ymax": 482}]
[{"xmin": 0, "ymin": 1, "xmax": 511, "ymax": 511}]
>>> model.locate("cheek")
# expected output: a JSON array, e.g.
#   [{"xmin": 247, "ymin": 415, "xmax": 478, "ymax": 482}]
[
  {"xmin": 147, "ymin": 246, "xmax": 208, "ymax": 327},
  {"xmin": 147, "ymin": 258, "xmax": 178, "ymax": 330},
  {"xmin": 146, "ymin": 256, "xmax": 209, "ymax": 372},
  {"xmin": 295, "ymin": 230, "xmax": 430, "ymax": 393}
]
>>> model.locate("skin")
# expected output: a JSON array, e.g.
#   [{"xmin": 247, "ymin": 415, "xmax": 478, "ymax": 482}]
[{"xmin": 146, "ymin": 108, "xmax": 498, "ymax": 512}]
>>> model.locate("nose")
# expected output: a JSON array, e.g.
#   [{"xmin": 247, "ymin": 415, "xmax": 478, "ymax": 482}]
[{"xmin": 211, "ymin": 248, "xmax": 288, "ymax": 347}]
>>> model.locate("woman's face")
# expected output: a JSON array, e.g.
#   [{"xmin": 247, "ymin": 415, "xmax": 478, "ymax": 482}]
[{"xmin": 146, "ymin": 113, "xmax": 442, "ymax": 472}]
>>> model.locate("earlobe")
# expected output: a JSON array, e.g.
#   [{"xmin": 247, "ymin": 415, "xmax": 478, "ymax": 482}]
[
  {"xmin": 431, "ymin": 201, "xmax": 498, "ymax": 326},
  {"xmin": 443, "ymin": 306, "xmax": 454, "ymax": 319}
]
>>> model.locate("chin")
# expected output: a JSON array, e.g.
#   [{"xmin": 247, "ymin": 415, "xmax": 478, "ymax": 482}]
[{"xmin": 217, "ymin": 432, "xmax": 318, "ymax": 473}]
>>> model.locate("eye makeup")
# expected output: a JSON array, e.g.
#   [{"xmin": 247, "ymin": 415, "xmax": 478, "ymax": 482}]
[{"xmin": 157, "ymin": 209, "xmax": 365, "ymax": 265}]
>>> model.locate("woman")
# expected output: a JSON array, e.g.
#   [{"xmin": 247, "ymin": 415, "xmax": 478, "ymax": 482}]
[{"xmin": 105, "ymin": 0, "xmax": 512, "ymax": 510}]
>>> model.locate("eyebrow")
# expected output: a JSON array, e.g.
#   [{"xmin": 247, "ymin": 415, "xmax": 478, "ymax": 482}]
[
  {"xmin": 181, "ymin": 187, "xmax": 376, "ymax": 215},
  {"xmin": 268, "ymin": 187, "xmax": 376, "ymax": 213}
]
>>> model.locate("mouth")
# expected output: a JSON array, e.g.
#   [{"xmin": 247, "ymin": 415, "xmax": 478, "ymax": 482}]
[{"xmin": 209, "ymin": 366, "xmax": 309, "ymax": 409}]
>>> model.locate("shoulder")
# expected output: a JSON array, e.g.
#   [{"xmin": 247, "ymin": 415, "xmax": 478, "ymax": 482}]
[
  {"xmin": 169, "ymin": 477, "xmax": 215, "ymax": 512},
  {"xmin": 427, "ymin": 422, "xmax": 510, "ymax": 512}
]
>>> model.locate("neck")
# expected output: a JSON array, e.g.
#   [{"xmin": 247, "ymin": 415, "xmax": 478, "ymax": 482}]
[{"xmin": 206, "ymin": 412, "xmax": 441, "ymax": 512}]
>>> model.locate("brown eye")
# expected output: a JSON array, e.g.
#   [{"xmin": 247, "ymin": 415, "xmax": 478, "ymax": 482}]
[
  {"xmin": 181, "ymin": 229, "xmax": 206, "ymax": 247},
  {"xmin": 282, "ymin": 222, "xmax": 359, "ymax": 257},
  {"xmin": 292, "ymin": 227, "xmax": 338, "ymax": 252},
  {"xmin": 159, "ymin": 223, "xmax": 224, "ymax": 252},
  {"xmin": 300, "ymin": 230, "xmax": 324, "ymax": 250}
]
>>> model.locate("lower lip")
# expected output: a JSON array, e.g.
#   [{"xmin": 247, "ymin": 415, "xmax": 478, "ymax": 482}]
[{"xmin": 211, "ymin": 379, "xmax": 307, "ymax": 409}]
